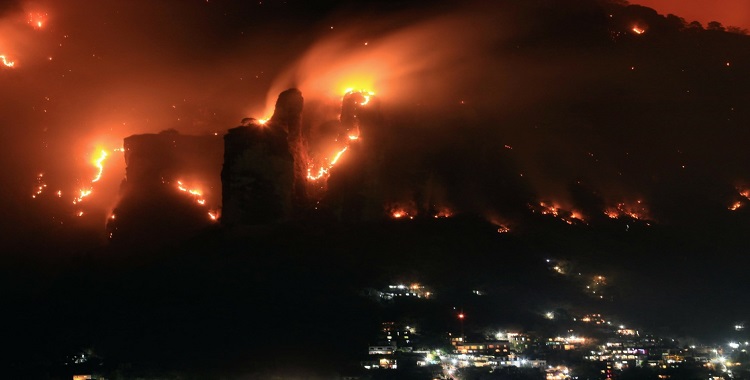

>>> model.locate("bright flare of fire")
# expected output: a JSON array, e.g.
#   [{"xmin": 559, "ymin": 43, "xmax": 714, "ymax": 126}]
[
  {"xmin": 73, "ymin": 149, "xmax": 110, "ymax": 204},
  {"xmin": 344, "ymin": 89, "xmax": 375, "ymax": 106},
  {"xmin": 306, "ymin": 146, "xmax": 348, "ymax": 181},
  {"xmin": 305, "ymin": 88, "xmax": 374, "ymax": 183},
  {"xmin": 729, "ymin": 201, "xmax": 742, "ymax": 211},
  {"xmin": 1, "ymin": 55, "xmax": 15, "ymax": 68},
  {"xmin": 632, "ymin": 26, "xmax": 646, "ymax": 35},
  {"xmin": 91, "ymin": 150, "xmax": 108, "ymax": 182}
]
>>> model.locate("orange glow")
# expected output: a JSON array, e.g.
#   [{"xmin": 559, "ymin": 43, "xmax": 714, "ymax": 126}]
[
  {"xmin": 729, "ymin": 201, "xmax": 742, "ymax": 211},
  {"xmin": 433, "ymin": 208, "xmax": 453, "ymax": 218},
  {"xmin": 208, "ymin": 210, "xmax": 219, "ymax": 221},
  {"xmin": 176, "ymin": 180, "xmax": 206, "ymax": 205},
  {"xmin": 175, "ymin": 180, "xmax": 217, "ymax": 222},
  {"xmin": 458, "ymin": 313, "xmax": 465, "ymax": 319},
  {"xmin": 632, "ymin": 26, "xmax": 646, "ymax": 35},
  {"xmin": 31, "ymin": 173, "xmax": 46, "ymax": 198},
  {"xmin": 605, "ymin": 201, "xmax": 648, "ymax": 220},
  {"xmin": 27, "ymin": 12, "xmax": 48, "ymax": 29},
  {"xmin": 497, "ymin": 225, "xmax": 511, "ymax": 234},
  {"xmin": 257, "ymin": 118, "xmax": 269, "ymax": 125},
  {"xmin": 344, "ymin": 89, "xmax": 375, "ymax": 106},
  {"xmin": 533, "ymin": 202, "xmax": 584, "ymax": 224},
  {"xmin": 73, "ymin": 148, "xmax": 110, "ymax": 204},
  {"xmin": 1, "ymin": 55, "xmax": 15, "ymax": 68}
]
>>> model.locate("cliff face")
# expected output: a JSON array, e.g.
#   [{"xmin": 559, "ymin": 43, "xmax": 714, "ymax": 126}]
[
  {"xmin": 109, "ymin": 130, "xmax": 223, "ymax": 244},
  {"xmin": 220, "ymin": 120, "xmax": 294, "ymax": 226}
]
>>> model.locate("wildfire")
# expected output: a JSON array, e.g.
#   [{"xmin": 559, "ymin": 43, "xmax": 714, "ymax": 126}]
[
  {"xmin": 1, "ymin": 55, "xmax": 15, "ymax": 68},
  {"xmin": 306, "ymin": 145, "xmax": 349, "ymax": 181},
  {"xmin": 388, "ymin": 203, "xmax": 417, "ymax": 220},
  {"xmin": 605, "ymin": 200, "xmax": 648, "ymax": 220},
  {"xmin": 175, "ymin": 180, "xmax": 217, "ymax": 222},
  {"xmin": 729, "ymin": 188, "xmax": 750, "ymax": 211},
  {"xmin": 391, "ymin": 209, "xmax": 413, "ymax": 219},
  {"xmin": 344, "ymin": 89, "xmax": 375, "ymax": 106},
  {"xmin": 532, "ymin": 202, "xmax": 585, "ymax": 225},
  {"xmin": 91, "ymin": 150, "xmax": 108, "ymax": 182},
  {"xmin": 73, "ymin": 149, "xmax": 109, "ymax": 204},
  {"xmin": 306, "ymin": 88, "xmax": 374, "ymax": 183},
  {"xmin": 176, "ymin": 180, "xmax": 206, "ymax": 203}
]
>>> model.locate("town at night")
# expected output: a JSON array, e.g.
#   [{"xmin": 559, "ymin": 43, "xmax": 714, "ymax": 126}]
[{"xmin": 1, "ymin": 0, "xmax": 750, "ymax": 379}]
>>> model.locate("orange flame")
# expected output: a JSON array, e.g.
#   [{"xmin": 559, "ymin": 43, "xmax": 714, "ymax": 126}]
[
  {"xmin": 306, "ymin": 146, "xmax": 349, "ymax": 181},
  {"xmin": 1, "ymin": 55, "xmax": 15, "ymax": 68},
  {"xmin": 175, "ymin": 180, "xmax": 217, "ymax": 222},
  {"xmin": 91, "ymin": 150, "xmax": 108, "ymax": 183},
  {"xmin": 605, "ymin": 200, "xmax": 648, "ymax": 220},
  {"xmin": 632, "ymin": 26, "xmax": 646, "ymax": 35}
]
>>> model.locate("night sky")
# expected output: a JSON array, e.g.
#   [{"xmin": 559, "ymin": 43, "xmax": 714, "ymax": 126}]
[{"xmin": 2, "ymin": 0, "xmax": 750, "ymax": 377}]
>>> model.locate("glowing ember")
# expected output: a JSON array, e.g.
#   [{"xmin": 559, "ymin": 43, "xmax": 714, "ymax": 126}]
[
  {"xmin": 632, "ymin": 26, "xmax": 645, "ymax": 35},
  {"xmin": 1, "ymin": 55, "xmax": 15, "ymax": 68},
  {"xmin": 31, "ymin": 173, "xmax": 47, "ymax": 198},
  {"xmin": 497, "ymin": 225, "xmax": 511, "ymax": 234},
  {"xmin": 208, "ymin": 211, "xmax": 218, "ymax": 221},
  {"xmin": 257, "ymin": 118, "xmax": 269, "ymax": 125},
  {"xmin": 28, "ymin": 12, "xmax": 48, "ymax": 29},
  {"xmin": 729, "ymin": 201, "xmax": 742, "ymax": 211}
]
